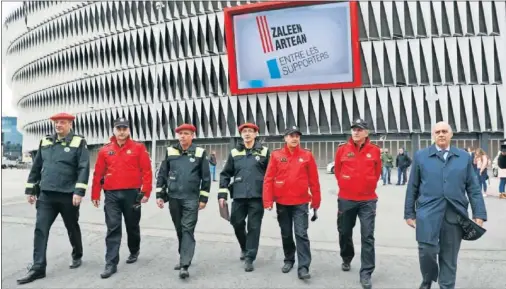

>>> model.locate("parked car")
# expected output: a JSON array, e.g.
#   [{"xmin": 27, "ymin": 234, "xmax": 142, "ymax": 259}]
[
  {"xmin": 326, "ymin": 161, "xmax": 335, "ymax": 174},
  {"xmin": 492, "ymin": 152, "xmax": 499, "ymax": 177}
]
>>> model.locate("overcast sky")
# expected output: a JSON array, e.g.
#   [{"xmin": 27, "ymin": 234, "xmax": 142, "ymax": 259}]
[{"xmin": 2, "ymin": 1, "xmax": 23, "ymax": 117}]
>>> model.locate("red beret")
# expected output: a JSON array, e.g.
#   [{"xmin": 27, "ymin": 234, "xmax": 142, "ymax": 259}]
[
  {"xmin": 238, "ymin": 122, "xmax": 259, "ymax": 132},
  {"xmin": 50, "ymin": 112, "xmax": 75, "ymax": 121},
  {"xmin": 175, "ymin": 123, "xmax": 196, "ymax": 133}
]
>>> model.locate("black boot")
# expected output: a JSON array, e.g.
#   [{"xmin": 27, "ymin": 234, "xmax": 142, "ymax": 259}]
[
  {"xmin": 239, "ymin": 251, "xmax": 246, "ymax": 261},
  {"xmin": 360, "ymin": 276, "xmax": 372, "ymax": 289},
  {"xmin": 298, "ymin": 267, "xmax": 311, "ymax": 280},
  {"xmin": 342, "ymin": 262, "xmax": 351, "ymax": 271},
  {"xmin": 281, "ymin": 262, "xmax": 294, "ymax": 273},
  {"xmin": 100, "ymin": 265, "xmax": 117, "ymax": 279},
  {"xmin": 244, "ymin": 260, "xmax": 254, "ymax": 272},
  {"xmin": 17, "ymin": 269, "xmax": 46, "ymax": 285},
  {"xmin": 179, "ymin": 267, "xmax": 190, "ymax": 279},
  {"xmin": 69, "ymin": 259, "xmax": 82, "ymax": 269},
  {"xmin": 419, "ymin": 281, "xmax": 432, "ymax": 289},
  {"xmin": 126, "ymin": 252, "xmax": 139, "ymax": 264}
]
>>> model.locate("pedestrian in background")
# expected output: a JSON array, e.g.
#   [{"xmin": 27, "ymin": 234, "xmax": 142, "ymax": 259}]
[
  {"xmin": 497, "ymin": 141, "xmax": 506, "ymax": 199},
  {"xmin": 404, "ymin": 121, "xmax": 486, "ymax": 289},
  {"xmin": 218, "ymin": 123, "xmax": 270, "ymax": 272},
  {"xmin": 333, "ymin": 119, "xmax": 381, "ymax": 289},
  {"xmin": 209, "ymin": 151, "xmax": 217, "ymax": 181},
  {"xmin": 380, "ymin": 148, "xmax": 394, "ymax": 185},
  {"xmin": 18, "ymin": 113, "xmax": 90, "ymax": 285},
  {"xmin": 91, "ymin": 118, "xmax": 153, "ymax": 278},
  {"xmin": 263, "ymin": 126, "xmax": 321, "ymax": 280},
  {"xmin": 395, "ymin": 148, "xmax": 411, "ymax": 185},
  {"xmin": 474, "ymin": 148, "xmax": 489, "ymax": 197},
  {"xmin": 155, "ymin": 123, "xmax": 211, "ymax": 279}
]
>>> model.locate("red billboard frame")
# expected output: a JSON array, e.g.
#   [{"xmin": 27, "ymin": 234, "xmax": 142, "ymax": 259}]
[{"xmin": 224, "ymin": 1, "xmax": 362, "ymax": 95}]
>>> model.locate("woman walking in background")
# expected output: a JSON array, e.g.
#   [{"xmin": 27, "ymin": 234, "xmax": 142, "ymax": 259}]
[
  {"xmin": 497, "ymin": 143, "xmax": 506, "ymax": 199},
  {"xmin": 474, "ymin": 148, "xmax": 489, "ymax": 197}
]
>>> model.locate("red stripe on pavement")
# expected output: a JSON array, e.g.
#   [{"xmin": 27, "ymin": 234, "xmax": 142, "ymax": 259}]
[
  {"xmin": 256, "ymin": 16, "xmax": 267, "ymax": 53},
  {"xmin": 262, "ymin": 16, "xmax": 274, "ymax": 53}
]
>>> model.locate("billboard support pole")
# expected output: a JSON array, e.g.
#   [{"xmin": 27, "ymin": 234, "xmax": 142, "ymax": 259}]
[{"xmin": 151, "ymin": 2, "xmax": 164, "ymax": 181}]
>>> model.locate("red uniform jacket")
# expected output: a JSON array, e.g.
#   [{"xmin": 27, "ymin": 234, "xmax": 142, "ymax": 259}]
[
  {"xmin": 91, "ymin": 137, "xmax": 153, "ymax": 200},
  {"xmin": 334, "ymin": 138, "xmax": 381, "ymax": 201},
  {"xmin": 263, "ymin": 145, "xmax": 321, "ymax": 209}
]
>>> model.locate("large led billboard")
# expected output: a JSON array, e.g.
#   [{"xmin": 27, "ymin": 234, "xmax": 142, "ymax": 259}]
[{"xmin": 224, "ymin": 1, "xmax": 361, "ymax": 95}]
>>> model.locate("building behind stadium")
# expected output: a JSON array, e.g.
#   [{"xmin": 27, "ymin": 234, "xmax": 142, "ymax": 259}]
[{"xmin": 2, "ymin": 1, "xmax": 506, "ymax": 168}]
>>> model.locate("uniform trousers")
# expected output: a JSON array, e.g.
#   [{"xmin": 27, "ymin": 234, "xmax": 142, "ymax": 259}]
[
  {"xmin": 230, "ymin": 198, "xmax": 264, "ymax": 261},
  {"xmin": 337, "ymin": 198, "xmax": 377, "ymax": 278},
  {"xmin": 168, "ymin": 197, "xmax": 199, "ymax": 268},
  {"xmin": 32, "ymin": 191, "xmax": 83, "ymax": 271},
  {"xmin": 276, "ymin": 203, "xmax": 311, "ymax": 271},
  {"xmin": 104, "ymin": 189, "xmax": 142, "ymax": 266}
]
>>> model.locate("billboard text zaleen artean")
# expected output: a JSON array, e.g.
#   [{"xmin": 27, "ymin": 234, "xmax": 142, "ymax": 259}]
[{"xmin": 224, "ymin": 1, "xmax": 361, "ymax": 95}]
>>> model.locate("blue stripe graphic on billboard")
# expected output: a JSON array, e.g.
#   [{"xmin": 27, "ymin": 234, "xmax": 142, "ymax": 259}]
[{"xmin": 266, "ymin": 59, "xmax": 281, "ymax": 79}]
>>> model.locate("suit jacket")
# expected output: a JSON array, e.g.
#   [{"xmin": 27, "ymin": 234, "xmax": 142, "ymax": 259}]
[{"xmin": 404, "ymin": 145, "xmax": 487, "ymax": 245}]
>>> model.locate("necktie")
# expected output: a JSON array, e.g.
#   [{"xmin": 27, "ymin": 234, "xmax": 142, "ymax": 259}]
[{"xmin": 438, "ymin": 150, "xmax": 448, "ymax": 160}]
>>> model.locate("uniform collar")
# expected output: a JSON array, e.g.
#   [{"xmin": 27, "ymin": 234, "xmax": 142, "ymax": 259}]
[
  {"xmin": 348, "ymin": 137, "xmax": 370, "ymax": 150},
  {"xmin": 238, "ymin": 140, "xmax": 262, "ymax": 151},
  {"xmin": 173, "ymin": 142, "xmax": 196, "ymax": 153},
  {"xmin": 51, "ymin": 131, "xmax": 74, "ymax": 143},
  {"xmin": 109, "ymin": 136, "xmax": 133, "ymax": 148}
]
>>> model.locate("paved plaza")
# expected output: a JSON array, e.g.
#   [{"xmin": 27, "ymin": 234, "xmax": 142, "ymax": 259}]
[{"xmin": 2, "ymin": 168, "xmax": 506, "ymax": 288}]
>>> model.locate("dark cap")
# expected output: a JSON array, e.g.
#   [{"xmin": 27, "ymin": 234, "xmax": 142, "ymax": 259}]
[
  {"xmin": 351, "ymin": 118, "xmax": 368, "ymax": 130},
  {"xmin": 501, "ymin": 140, "xmax": 506, "ymax": 152},
  {"xmin": 114, "ymin": 117, "xmax": 129, "ymax": 128},
  {"xmin": 284, "ymin": 125, "xmax": 302, "ymax": 136}
]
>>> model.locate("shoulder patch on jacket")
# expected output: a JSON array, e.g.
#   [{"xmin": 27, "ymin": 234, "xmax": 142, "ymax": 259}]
[
  {"xmin": 231, "ymin": 148, "xmax": 246, "ymax": 157},
  {"xmin": 69, "ymin": 136, "xmax": 83, "ymax": 148},
  {"xmin": 195, "ymin": 147, "xmax": 205, "ymax": 158},
  {"xmin": 167, "ymin": 147, "xmax": 180, "ymax": 156},
  {"xmin": 40, "ymin": 137, "xmax": 53, "ymax": 147}
]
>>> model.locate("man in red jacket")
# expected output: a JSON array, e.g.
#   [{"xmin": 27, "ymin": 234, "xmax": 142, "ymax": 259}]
[
  {"xmin": 334, "ymin": 119, "xmax": 381, "ymax": 289},
  {"xmin": 91, "ymin": 118, "xmax": 152, "ymax": 279},
  {"xmin": 263, "ymin": 126, "xmax": 321, "ymax": 280}
]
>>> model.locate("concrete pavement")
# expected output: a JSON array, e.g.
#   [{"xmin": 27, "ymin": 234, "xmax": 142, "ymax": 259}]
[{"xmin": 2, "ymin": 169, "xmax": 506, "ymax": 288}]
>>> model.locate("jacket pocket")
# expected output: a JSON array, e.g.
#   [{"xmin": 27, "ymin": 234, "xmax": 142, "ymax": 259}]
[
  {"xmin": 273, "ymin": 179, "xmax": 285, "ymax": 198},
  {"xmin": 338, "ymin": 174, "xmax": 353, "ymax": 191},
  {"xmin": 363, "ymin": 175, "xmax": 379, "ymax": 194},
  {"xmin": 168, "ymin": 171, "xmax": 178, "ymax": 193}
]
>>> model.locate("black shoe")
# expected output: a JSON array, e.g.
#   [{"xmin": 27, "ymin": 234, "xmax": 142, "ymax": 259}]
[
  {"xmin": 179, "ymin": 267, "xmax": 189, "ymax": 279},
  {"xmin": 342, "ymin": 262, "xmax": 351, "ymax": 271},
  {"xmin": 100, "ymin": 265, "xmax": 117, "ymax": 279},
  {"xmin": 239, "ymin": 251, "xmax": 246, "ymax": 261},
  {"xmin": 298, "ymin": 267, "xmax": 311, "ymax": 280},
  {"xmin": 17, "ymin": 269, "xmax": 46, "ymax": 285},
  {"xmin": 174, "ymin": 264, "xmax": 181, "ymax": 270},
  {"xmin": 419, "ymin": 281, "xmax": 432, "ymax": 289},
  {"xmin": 69, "ymin": 259, "xmax": 82, "ymax": 269},
  {"xmin": 126, "ymin": 252, "xmax": 139, "ymax": 264},
  {"xmin": 244, "ymin": 260, "xmax": 254, "ymax": 272},
  {"xmin": 281, "ymin": 262, "xmax": 294, "ymax": 273},
  {"xmin": 360, "ymin": 276, "xmax": 372, "ymax": 289}
]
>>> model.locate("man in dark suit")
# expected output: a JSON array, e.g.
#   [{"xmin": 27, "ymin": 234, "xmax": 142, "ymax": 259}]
[{"xmin": 404, "ymin": 122, "xmax": 487, "ymax": 289}]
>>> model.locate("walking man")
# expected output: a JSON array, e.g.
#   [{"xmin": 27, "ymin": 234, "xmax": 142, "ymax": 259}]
[
  {"xmin": 18, "ymin": 112, "xmax": 90, "ymax": 285},
  {"xmin": 334, "ymin": 119, "xmax": 381, "ymax": 289},
  {"xmin": 404, "ymin": 121, "xmax": 487, "ymax": 289},
  {"xmin": 263, "ymin": 126, "xmax": 321, "ymax": 280},
  {"xmin": 91, "ymin": 118, "xmax": 153, "ymax": 278},
  {"xmin": 396, "ymin": 148, "xmax": 411, "ymax": 185},
  {"xmin": 218, "ymin": 123, "xmax": 270, "ymax": 272},
  {"xmin": 381, "ymin": 148, "xmax": 394, "ymax": 185},
  {"xmin": 209, "ymin": 151, "xmax": 217, "ymax": 181},
  {"xmin": 155, "ymin": 123, "xmax": 211, "ymax": 279}
]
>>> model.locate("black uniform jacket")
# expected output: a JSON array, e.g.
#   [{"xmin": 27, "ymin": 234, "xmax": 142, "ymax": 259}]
[
  {"xmin": 155, "ymin": 143, "xmax": 211, "ymax": 203},
  {"xmin": 218, "ymin": 141, "xmax": 270, "ymax": 200},
  {"xmin": 25, "ymin": 131, "xmax": 90, "ymax": 196}
]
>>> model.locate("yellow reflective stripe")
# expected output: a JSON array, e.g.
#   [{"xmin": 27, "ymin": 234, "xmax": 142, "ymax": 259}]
[
  {"xmin": 41, "ymin": 138, "xmax": 53, "ymax": 147},
  {"xmin": 156, "ymin": 188, "xmax": 163, "ymax": 193},
  {"xmin": 199, "ymin": 191, "xmax": 209, "ymax": 197},
  {"xmin": 26, "ymin": 183, "xmax": 35, "ymax": 188},
  {"xmin": 218, "ymin": 188, "xmax": 229, "ymax": 194},
  {"xmin": 231, "ymin": 148, "xmax": 246, "ymax": 157},
  {"xmin": 69, "ymin": 136, "xmax": 82, "ymax": 148},
  {"xmin": 75, "ymin": 183, "xmax": 88, "ymax": 189},
  {"xmin": 167, "ymin": 147, "xmax": 180, "ymax": 156},
  {"xmin": 195, "ymin": 147, "xmax": 204, "ymax": 158},
  {"xmin": 260, "ymin": 146, "xmax": 268, "ymax": 157}
]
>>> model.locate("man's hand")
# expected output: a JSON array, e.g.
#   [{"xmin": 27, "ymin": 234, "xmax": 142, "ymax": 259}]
[
  {"xmin": 218, "ymin": 198, "xmax": 226, "ymax": 209},
  {"xmin": 92, "ymin": 200, "xmax": 100, "ymax": 208},
  {"xmin": 141, "ymin": 196, "xmax": 149, "ymax": 203},
  {"xmin": 266, "ymin": 207, "xmax": 272, "ymax": 211},
  {"xmin": 406, "ymin": 218, "xmax": 416, "ymax": 228},
  {"xmin": 473, "ymin": 218, "xmax": 484, "ymax": 227},
  {"xmin": 199, "ymin": 202, "xmax": 206, "ymax": 210},
  {"xmin": 72, "ymin": 194, "xmax": 83, "ymax": 206},
  {"xmin": 156, "ymin": 198, "xmax": 165, "ymax": 209},
  {"xmin": 27, "ymin": 195, "xmax": 36, "ymax": 205}
]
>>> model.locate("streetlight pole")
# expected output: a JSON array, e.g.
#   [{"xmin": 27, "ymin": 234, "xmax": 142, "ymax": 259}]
[{"xmin": 151, "ymin": 1, "xmax": 164, "ymax": 178}]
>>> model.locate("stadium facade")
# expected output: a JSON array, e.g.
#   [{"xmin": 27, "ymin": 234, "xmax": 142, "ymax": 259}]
[{"xmin": 2, "ymin": 1, "xmax": 506, "ymax": 168}]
